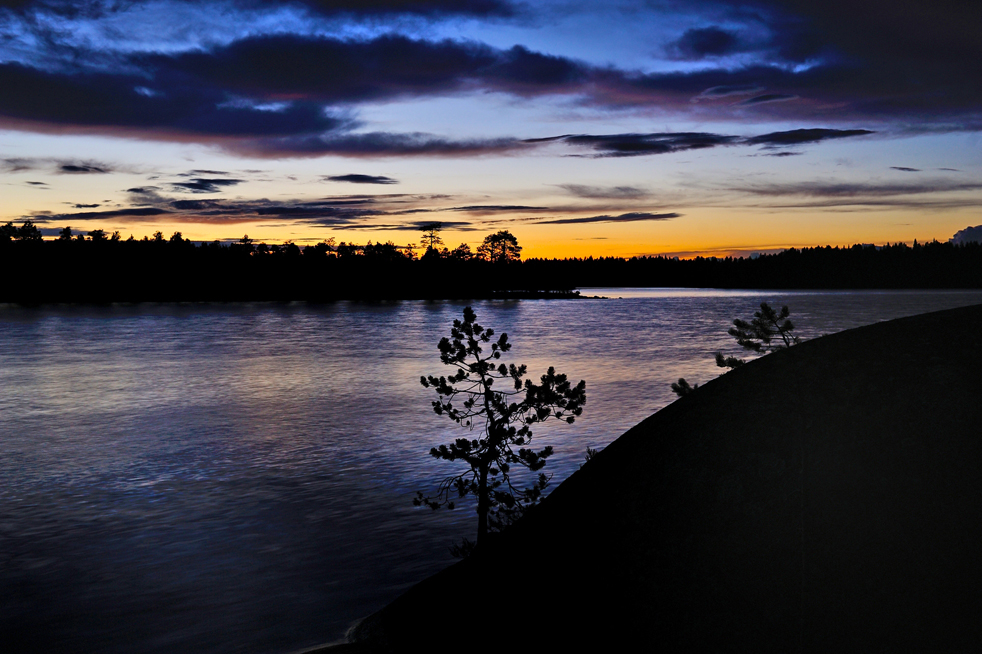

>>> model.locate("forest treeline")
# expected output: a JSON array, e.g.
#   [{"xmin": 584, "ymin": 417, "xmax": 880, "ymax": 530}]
[
  {"xmin": 1, "ymin": 223, "xmax": 981, "ymax": 303},
  {"xmin": 0, "ymin": 226, "xmax": 573, "ymax": 303},
  {"xmin": 530, "ymin": 239, "xmax": 982, "ymax": 290}
]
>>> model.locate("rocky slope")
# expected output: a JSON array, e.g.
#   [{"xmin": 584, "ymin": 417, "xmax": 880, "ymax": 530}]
[{"xmin": 328, "ymin": 304, "xmax": 982, "ymax": 653}]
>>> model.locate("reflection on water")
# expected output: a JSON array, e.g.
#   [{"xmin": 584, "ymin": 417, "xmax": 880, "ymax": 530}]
[{"xmin": 2, "ymin": 291, "xmax": 981, "ymax": 652}]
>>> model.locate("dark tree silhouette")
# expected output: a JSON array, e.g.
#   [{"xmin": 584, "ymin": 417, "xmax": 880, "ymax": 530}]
[
  {"xmin": 477, "ymin": 230, "xmax": 521, "ymax": 263},
  {"xmin": 449, "ymin": 242, "xmax": 473, "ymax": 260},
  {"xmin": 416, "ymin": 306, "xmax": 585, "ymax": 553},
  {"xmin": 238, "ymin": 235, "xmax": 254, "ymax": 253},
  {"xmin": 16, "ymin": 220, "xmax": 42, "ymax": 241},
  {"xmin": 715, "ymin": 302, "xmax": 800, "ymax": 369},
  {"xmin": 670, "ymin": 378, "xmax": 699, "ymax": 397},
  {"xmin": 419, "ymin": 222, "xmax": 444, "ymax": 253},
  {"xmin": 672, "ymin": 302, "xmax": 800, "ymax": 397},
  {"xmin": 336, "ymin": 241, "xmax": 360, "ymax": 258},
  {"xmin": 363, "ymin": 240, "xmax": 412, "ymax": 262},
  {"xmin": 3, "ymin": 230, "xmax": 978, "ymax": 304}
]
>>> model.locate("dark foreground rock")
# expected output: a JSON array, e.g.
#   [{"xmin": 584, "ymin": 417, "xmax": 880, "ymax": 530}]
[{"xmin": 333, "ymin": 304, "xmax": 982, "ymax": 653}]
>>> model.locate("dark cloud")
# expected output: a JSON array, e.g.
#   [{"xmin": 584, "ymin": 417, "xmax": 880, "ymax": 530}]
[
  {"xmin": 688, "ymin": 0, "xmax": 980, "ymax": 120},
  {"xmin": 245, "ymin": 0, "xmax": 516, "ymax": 18},
  {"xmin": 579, "ymin": 64, "xmax": 805, "ymax": 112},
  {"xmin": 558, "ymin": 184, "xmax": 649, "ymax": 199},
  {"xmin": 0, "ymin": 61, "xmax": 346, "ymax": 137},
  {"xmin": 664, "ymin": 8, "xmax": 826, "ymax": 66},
  {"xmin": 725, "ymin": 178, "xmax": 982, "ymax": 210},
  {"xmin": 149, "ymin": 35, "xmax": 494, "ymax": 102},
  {"xmin": 890, "ymin": 166, "xmax": 920, "ymax": 172},
  {"xmin": 125, "ymin": 185, "xmax": 171, "ymax": 206},
  {"xmin": 732, "ymin": 179, "xmax": 982, "ymax": 198},
  {"xmin": 533, "ymin": 128, "xmax": 872, "ymax": 158},
  {"xmin": 696, "ymin": 84, "xmax": 765, "ymax": 99},
  {"xmin": 181, "ymin": 169, "xmax": 230, "ymax": 176},
  {"xmin": 746, "ymin": 128, "xmax": 874, "ymax": 147},
  {"xmin": 33, "ymin": 206, "xmax": 171, "ymax": 222},
  {"xmin": 50, "ymin": 190, "xmax": 477, "ymax": 229},
  {"xmin": 950, "ymin": 225, "xmax": 982, "ymax": 245},
  {"xmin": 59, "ymin": 163, "xmax": 108, "ymax": 173},
  {"xmin": 12, "ymin": 33, "xmax": 870, "ymax": 155},
  {"xmin": 241, "ymin": 132, "xmax": 525, "ymax": 157},
  {"xmin": 387, "ymin": 208, "xmax": 436, "ymax": 215},
  {"xmin": 0, "ymin": 0, "xmax": 87, "ymax": 15},
  {"xmin": 0, "ymin": 0, "xmax": 129, "ymax": 14},
  {"xmin": 310, "ymin": 196, "xmax": 392, "ymax": 206},
  {"xmin": 2, "ymin": 1, "xmax": 978, "ymax": 153},
  {"xmin": 538, "ymin": 212, "xmax": 680, "ymax": 225},
  {"xmin": 2, "ymin": 156, "xmax": 117, "ymax": 174},
  {"xmin": 72, "ymin": 203, "xmax": 101, "ymax": 208},
  {"xmin": 29, "ymin": 190, "xmax": 610, "ymax": 230},
  {"xmin": 172, "ymin": 198, "xmax": 373, "ymax": 224},
  {"xmin": 0, "ymin": 0, "xmax": 517, "ymax": 18},
  {"xmin": 671, "ymin": 27, "xmax": 745, "ymax": 59},
  {"xmin": 146, "ymin": 35, "xmax": 586, "ymax": 105},
  {"xmin": 326, "ymin": 174, "xmax": 398, "ymax": 185},
  {"xmin": 449, "ymin": 205, "xmax": 545, "ymax": 212},
  {"xmin": 26, "ymin": 180, "xmax": 47, "ymax": 185},
  {"xmin": 767, "ymin": 0, "xmax": 979, "ymax": 71},
  {"xmin": 34, "ymin": 196, "xmax": 385, "ymax": 227},
  {"xmin": 405, "ymin": 219, "xmax": 472, "ymax": 230},
  {"xmin": 546, "ymin": 132, "xmax": 740, "ymax": 157},
  {"xmin": 170, "ymin": 199, "xmax": 225, "ymax": 211},
  {"xmin": 171, "ymin": 178, "xmax": 244, "ymax": 193},
  {"xmin": 592, "ymin": 27, "xmax": 980, "ymax": 122},
  {"xmin": 1, "ymin": 157, "xmax": 36, "ymax": 172},
  {"xmin": 477, "ymin": 45, "xmax": 588, "ymax": 93},
  {"xmin": 333, "ymin": 219, "xmax": 476, "ymax": 231},
  {"xmin": 739, "ymin": 93, "xmax": 797, "ymax": 105}
]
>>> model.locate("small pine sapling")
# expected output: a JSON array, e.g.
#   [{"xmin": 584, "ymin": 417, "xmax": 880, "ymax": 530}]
[
  {"xmin": 416, "ymin": 306, "xmax": 585, "ymax": 552},
  {"xmin": 672, "ymin": 302, "xmax": 800, "ymax": 397}
]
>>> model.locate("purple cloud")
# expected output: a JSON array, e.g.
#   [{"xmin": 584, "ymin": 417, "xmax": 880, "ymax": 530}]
[
  {"xmin": 537, "ymin": 212, "xmax": 680, "ymax": 225},
  {"xmin": 326, "ymin": 174, "xmax": 399, "ymax": 185}
]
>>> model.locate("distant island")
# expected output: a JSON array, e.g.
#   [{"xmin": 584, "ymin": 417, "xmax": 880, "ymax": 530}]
[{"xmin": 2, "ymin": 222, "xmax": 980, "ymax": 303}]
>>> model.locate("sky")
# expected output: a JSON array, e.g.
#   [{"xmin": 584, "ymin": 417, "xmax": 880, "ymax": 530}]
[{"xmin": 1, "ymin": 0, "xmax": 980, "ymax": 258}]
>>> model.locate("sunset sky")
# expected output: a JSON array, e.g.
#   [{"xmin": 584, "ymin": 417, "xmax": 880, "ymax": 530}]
[{"xmin": 1, "ymin": 0, "xmax": 979, "ymax": 258}]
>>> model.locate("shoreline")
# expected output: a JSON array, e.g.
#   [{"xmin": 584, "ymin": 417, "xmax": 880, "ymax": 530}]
[{"xmin": 323, "ymin": 303, "xmax": 982, "ymax": 652}]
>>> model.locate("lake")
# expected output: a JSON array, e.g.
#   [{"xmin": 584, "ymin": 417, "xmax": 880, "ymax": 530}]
[{"xmin": 2, "ymin": 289, "xmax": 981, "ymax": 653}]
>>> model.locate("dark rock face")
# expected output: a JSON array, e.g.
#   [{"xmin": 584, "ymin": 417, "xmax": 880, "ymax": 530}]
[{"xmin": 349, "ymin": 304, "xmax": 982, "ymax": 653}]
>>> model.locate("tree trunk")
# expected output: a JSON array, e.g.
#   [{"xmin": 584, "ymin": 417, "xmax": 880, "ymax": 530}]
[
  {"xmin": 477, "ymin": 461, "xmax": 489, "ymax": 545},
  {"xmin": 477, "ymin": 389, "xmax": 497, "ymax": 546}
]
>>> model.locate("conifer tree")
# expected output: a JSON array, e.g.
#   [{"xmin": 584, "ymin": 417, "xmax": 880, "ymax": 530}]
[
  {"xmin": 416, "ymin": 306, "xmax": 585, "ymax": 553},
  {"xmin": 476, "ymin": 230, "xmax": 521, "ymax": 263},
  {"xmin": 672, "ymin": 302, "xmax": 800, "ymax": 397},
  {"xmin": 419, "ymin": 222, "xmax": 444, "ymax": 252},
  {"xmin": 715, "ymin": 302, "xmax": 800, "ymax": 369}
]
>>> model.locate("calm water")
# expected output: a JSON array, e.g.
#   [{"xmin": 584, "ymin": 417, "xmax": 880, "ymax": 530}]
[{"xmin": 2, "ymin": 290, "xmax": 981, "ymax": 653}]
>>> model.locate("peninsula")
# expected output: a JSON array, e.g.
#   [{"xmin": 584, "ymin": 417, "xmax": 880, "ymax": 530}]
[{"xmin": 325, "ymin": 303, "xmax": 982, "ymax": 652}]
